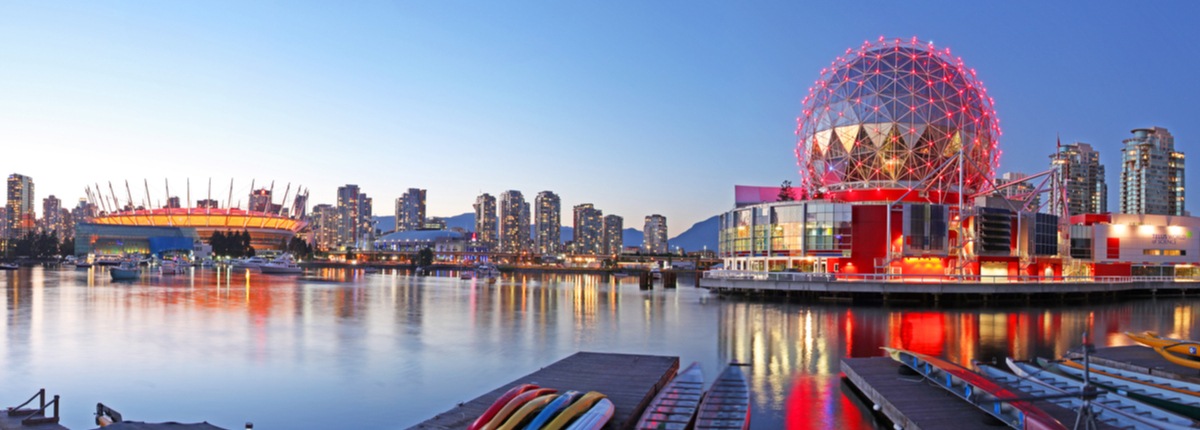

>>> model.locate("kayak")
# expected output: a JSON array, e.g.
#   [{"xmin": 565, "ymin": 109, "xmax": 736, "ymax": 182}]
[
  {"xmin": 565, "ymin": 398, "xmax": 615, "ymax": 430},
  {"xmin": 695, "ymin": 363, "xmax": 750, "ymax": 430},
  {"xmin": 469, "ymin": 384, "xmax": 540, "ymax": 430},
  {"xmin": 541, "ymin": 391, "xmax": 607, "ymax": 430},
  {"xmin": 524, "ymin": 391, "xmax": 582, "ymax": 430}
]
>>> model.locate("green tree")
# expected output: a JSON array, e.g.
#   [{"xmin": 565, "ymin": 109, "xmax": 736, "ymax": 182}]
[
  {"xmin": 416, "ymin": 247, "xmax": 434, "ymax": 268},
  {"xmin": 778, "ymin": 180, "xmax": 795, "ymax": 201}
]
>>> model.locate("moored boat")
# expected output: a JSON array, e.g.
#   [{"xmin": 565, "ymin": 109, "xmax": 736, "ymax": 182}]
[
  {"xmin": 110, "ymin": 262, "xmax": 141, "ymax": 281},
  {"xmin": 981, "ymin": 359, "xmax": 1194, "ymax": 429},
  {"xmin": 524, "ymin": 391, "xmax": 581, "ymax": 430},
  {"xmin": 0, "ymin": 262, "xmax": 17, "ymax": 270},
  {"xmin": 1127, "ymin": 331, "xmax": 1200, "ymax": 369},
  {"xmin": 1127, "ymin": 331, "xmax": 1200, "ymax": 359},
  {"xmin": 565, "ymin": 398, "xmax": 615, "ymax": 430},
  {"xmin": 636, "ymin": 361, "xmax": 704, "ymax": 429},
  {"xmin": 230, "ymin": 256, "xmax": 268, "ymax": 272},
  {"xmin": 1039, "ymin": 357, "xmax": 1200, "ymax": 419},
  {"xmin": 542, "ymin": 391, "xmax": 607, "ymax": 430},
  {"xmin": 887, "ymin": 348, "xmax": 1066, "ymax": 430},
  {"xmin": 694, "ymin": 363, "xmax": 750, "ymax": 430},
  {"xmin": 479, "ymin": 388, "xmax": 557, "ymax": 430},
  {"xmin": 260, "ymin": 254, "xmax": 302, "ymax": 275},
  {"xmin": 468, "ymin": 384, "xmax": 539, "ymax": 430}
]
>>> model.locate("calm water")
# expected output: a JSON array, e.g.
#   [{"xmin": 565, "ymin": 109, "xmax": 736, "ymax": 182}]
[{"xmin": 3, "ymin": 266, "xmax": 1199, "ymax": 429}]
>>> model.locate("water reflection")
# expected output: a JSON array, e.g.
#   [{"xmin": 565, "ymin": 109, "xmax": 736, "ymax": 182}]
[{"xmin": 2, "ymin": 267, "xmax": 1200, "ymax": 429}]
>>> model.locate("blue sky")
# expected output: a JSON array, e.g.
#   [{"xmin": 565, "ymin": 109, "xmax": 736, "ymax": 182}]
[{"xmin": 1, "ymin": 2, "xmax": 1197, "ymax": 230}]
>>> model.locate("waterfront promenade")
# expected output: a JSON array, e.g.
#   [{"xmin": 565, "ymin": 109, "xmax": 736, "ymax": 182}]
[{"xmin": 700, "ymin": 271, "xmax": 1200, "ymax": 302}]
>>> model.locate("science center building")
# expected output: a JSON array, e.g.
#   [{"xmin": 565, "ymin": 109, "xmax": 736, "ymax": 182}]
[{"xmin": 718, "ymin": 37, "xmax": 1199, "ymax": 280}]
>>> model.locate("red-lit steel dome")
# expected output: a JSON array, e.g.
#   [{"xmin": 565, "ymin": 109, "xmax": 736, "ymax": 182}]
[{"xmin": 796, "ymin": 36, "xmax": 1000, "ymax": 199}]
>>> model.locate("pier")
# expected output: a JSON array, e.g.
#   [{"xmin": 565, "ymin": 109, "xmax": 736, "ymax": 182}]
[
  {"xmin": 702, "ymin": 272, "xmax": 1200, "ymax": 303},
  {"xmin": 412, "ymin": 352, "xmax": 679, "ymax": 430},
  {"xmin": 841, "ymin": 357, "xmax": 1119, "ymax": 430}
]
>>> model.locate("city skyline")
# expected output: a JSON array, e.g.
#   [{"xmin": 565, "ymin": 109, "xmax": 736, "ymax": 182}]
[{"xmin": 2, "ymin": 3, "xmax": 1198, "ymax": 229}]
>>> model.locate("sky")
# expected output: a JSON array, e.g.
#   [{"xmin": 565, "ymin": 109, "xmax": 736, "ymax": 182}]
[{"xmin": 1, "ymin": 2, "xmax": 1198, "ymax": 230}]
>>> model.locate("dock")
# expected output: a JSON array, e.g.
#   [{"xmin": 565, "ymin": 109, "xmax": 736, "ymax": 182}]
[
  {"xmin": 702, "ymin": 274, "xmax": 1200, "ymax": 304},
  {"xmin": 411, "ymin": 352, "xmax": 679, "ymax": 430},
  {"xmin": 1070, "ymin": 345, "xmax": 1200, "ymax": 384},
  {"xmin": 0, "ymin": 412, "xmax": 67, "ymax": 430},
  {"xmin": 841, "ymin": 357, "xmax": 1118, "ymax": 430}
]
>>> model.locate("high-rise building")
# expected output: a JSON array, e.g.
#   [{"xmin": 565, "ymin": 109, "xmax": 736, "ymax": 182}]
[
  {"xmin": 534, "ymin": 191, "xmax": 561, "ymax": 254},
  {"xmin": 249, "ymin": 188, "xmax": 272, "ymax": 212},
  {"xmin": 196, "ymin": 199, "xmax": 220, "ymax": 209},
  {"xmin": 0, "ymin": 207, "xmax": 9, "ymax": 239},
  {"xmin": 41, "ymin": 195, "xmax": 63, "ymax": 238},
  {"xmin": 59, "ymin": 208, "xmax": 74, "ymax": 240},
  {"xmin": 7, "ymin": 174, "xmax": 34, "ymax": 238},
  {"xmin": 474, "ymin": 193, "xmax": 498, "ymax": 248},
  {"xmin": 359, "ymin": 194, "xmax": 374, "ymax": 246},
  {"xmin": 166, "ymin": 196, "xmax": 182, "ymax": 209},
  {"xmin": 71, "ymin": 198, "xmax": 96, "ymax": 226},
  {"xmin": 643, "ymin": 214, "xmax": 668, "ymax": 254},
  {"xmin": 1121, "ymin": 127, "xmax": 1185, "ymax": 215},
  {"xmin": 1049, "ymin": 142, "xmax": 1107, "ymax": 216},
  {"xmin": 290, "ymin": 190, "xmax": 308, "ymax": 219},
  {"xmin": 602, "ymin": 214, "xmax": 623, "ymax": 255},
  {"xmin": 499, "ymin": 190, "xmax": 529, "ymax": 253},
  {"xmin": 309, "ymin": 204, "xmax": 338, "ymax": 251},
  {"xmin": 572, "ymin": 204, "xmax": 603, "ymax": 255},
  {"xmin": 994, "ymin": 172, "xmax": 1040, "ymax": 210},
  {"xmin": 395, "ymin": 188, "xmax": 427, "ymax": 232},
  {"xmin": 336, "ymin": 185, "xmax": 362, "ymax": 249}
]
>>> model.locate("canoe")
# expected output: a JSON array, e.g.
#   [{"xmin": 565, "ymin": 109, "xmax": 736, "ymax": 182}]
[
  {"xmin": 635, "ymin": 361, "xmax": 704, "ymax": 429},
  {"xmin": 1055, "ymin": 358, "xmax": 1200, "ymax": 396},
  {"xmin": 1040, "ymin": 358, "xmax": 1200, "ymax": 419},
  {"xmin": 496, "ymin": 393, "xmax": 557, "ymax": 430},
  {"xmin": 886, "ymin": 348, "xmax": 1066, "ymax": 430},
  {"xmin": 468, "ymin": 384, "xmax": 540, "ymax": 430},
  {"xmin": 480, "ymin": 388, "xmax": 557, "ymax": 430},
  {"xmin": 565, "ymin": 398, "xmax": 615, "ymax": 430},
  {"xmin": 1153, "ymin": 346, "xmax": 1200, "ymax": 370},
  {"xmin": 981, "ymin": 359, "xmax": 1194, "ymax": 429},
  {"xmin": 541, "ymin": 391, "xmax": 607, "ymax": 430},
  {"xmin": 1127, "ymin": 331, "xmax": 1200, "ymax": 360},
  {"xmin": 524, "ymin": 391, "xmax": 582, "ymax": 430},
  {"xmin": 694, "ymin": 363, "xmax": 750, "ymax": 430}
]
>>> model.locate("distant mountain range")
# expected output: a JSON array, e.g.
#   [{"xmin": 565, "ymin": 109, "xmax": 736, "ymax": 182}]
[{"xmin": 371, "ymin": 212, "xmax": 718, "ymax": 251}]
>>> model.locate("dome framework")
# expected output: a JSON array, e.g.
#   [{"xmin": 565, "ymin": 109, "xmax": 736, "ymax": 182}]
[{"xmin": 796, "ymin": 36, "xmax": 1001, "ymax": 199}]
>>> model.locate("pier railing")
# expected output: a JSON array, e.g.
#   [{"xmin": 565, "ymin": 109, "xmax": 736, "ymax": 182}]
[
  {"xmin": 702, "ymin": 270, "xmax": 1193, "ymax": 285},
  {"xmin": 6, "ymin": 388, "xmax": 60, "ymax": 426}
]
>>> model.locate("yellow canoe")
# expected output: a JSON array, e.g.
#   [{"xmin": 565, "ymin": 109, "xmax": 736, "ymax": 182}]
[
  {"xmin": 541, "ymin": 391, "xmax": 607, "ymax": 430},
  {"xmin": 497, "ymin": 393, "xmax": 558, "ymax": 430},
  {"xmin": 1126, "ymin": 331, "xmax": 1200, "ymax": 359}
]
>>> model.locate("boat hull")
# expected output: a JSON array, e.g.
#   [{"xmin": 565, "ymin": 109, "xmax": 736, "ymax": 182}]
[
  {"xmin": 110, "ymin": 268, "xmax": 140, "ymax": 281},
  {"xmin": 695, "ymin": 364, "xmax": 750, "ymax": 430},
  {"xmin": 636, "ymin": 361, "xmax": 704, "ymax": 429}
]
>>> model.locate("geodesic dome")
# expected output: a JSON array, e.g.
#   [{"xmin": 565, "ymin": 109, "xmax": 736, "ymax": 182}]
[{"xmin": 795, "ymin": 37, "xmax": 1000, "ymax": 196}]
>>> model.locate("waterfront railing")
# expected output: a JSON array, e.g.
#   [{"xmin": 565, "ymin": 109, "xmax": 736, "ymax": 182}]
[{"xmin": 702, "ymin": 270, "xmax": 1194, "ymax": 284}]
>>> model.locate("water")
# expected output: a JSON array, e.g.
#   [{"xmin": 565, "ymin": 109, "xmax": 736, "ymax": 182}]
[{"xmin": 3, "ymin": 266, "xmax": 1198, "ymax": 429}]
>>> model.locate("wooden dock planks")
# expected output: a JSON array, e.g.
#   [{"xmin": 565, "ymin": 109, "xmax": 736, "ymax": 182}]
[
  {"xmin": 1076, "ymin": 345, "xmax": 1200, "ymax": 384},
  {"xmin": 412, "ymin": 352, "xmax": 679, "ymax": 430},
  {"xmin": 0, "ymin": 410, "xmax": 68, "ymax": 430},
  {"xmin": 841, "ymin": 357, "xmax": 1119, "ymax": 430}
]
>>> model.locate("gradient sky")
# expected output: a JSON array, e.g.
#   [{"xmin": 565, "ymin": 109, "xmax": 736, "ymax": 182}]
[{"xmin": 2, "ymin": 2, "xmax": 1197, "ymax": 231}]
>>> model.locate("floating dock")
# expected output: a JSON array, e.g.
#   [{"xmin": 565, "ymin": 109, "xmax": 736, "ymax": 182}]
[
  {"xmin": 412, "ymin": 352, "xmax": 679, "ymax": 430},
  {"xmin": 0, "ymin": 413, "xmax": 67, "ymax": 430},
  {"xmin": 1071, "ymin": 345, "xmax": 1200, "ymax": 384},
  {"xmin": 841, "ymin": 357, "xmax": 1118, "ymax": 430}
]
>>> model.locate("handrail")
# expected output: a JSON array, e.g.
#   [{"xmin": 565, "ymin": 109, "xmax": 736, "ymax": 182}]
[
  {"xmin": 6, "ymin": 388, "xmax": 45, "ymax": 415},
  {"xmin": 701, "ymin": 269, "xmax": 1199, "ymax": 285},
  {"xmin": 7, "ymin": 388, "xmax": 60, "ymax": 425}
]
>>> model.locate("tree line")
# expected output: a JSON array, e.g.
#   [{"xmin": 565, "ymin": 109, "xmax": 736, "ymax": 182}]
[
  {"xmin": 5, "ymin": 231, "xmax": 73, "ymax": 259},
  {"xmin": 209, "ymin": 230, "xmax": 255, "ymax": 258}
]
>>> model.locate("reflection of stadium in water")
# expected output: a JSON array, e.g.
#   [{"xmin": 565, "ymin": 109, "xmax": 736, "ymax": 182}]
[{"xmin": 2, "ymin": 269, "xmax": 1198, "ymax": 429}]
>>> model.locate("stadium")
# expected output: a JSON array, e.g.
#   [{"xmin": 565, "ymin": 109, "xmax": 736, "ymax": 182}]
[{"xmin": 75, "ymin": 180, "xmax": 308, "ymax": 256}]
